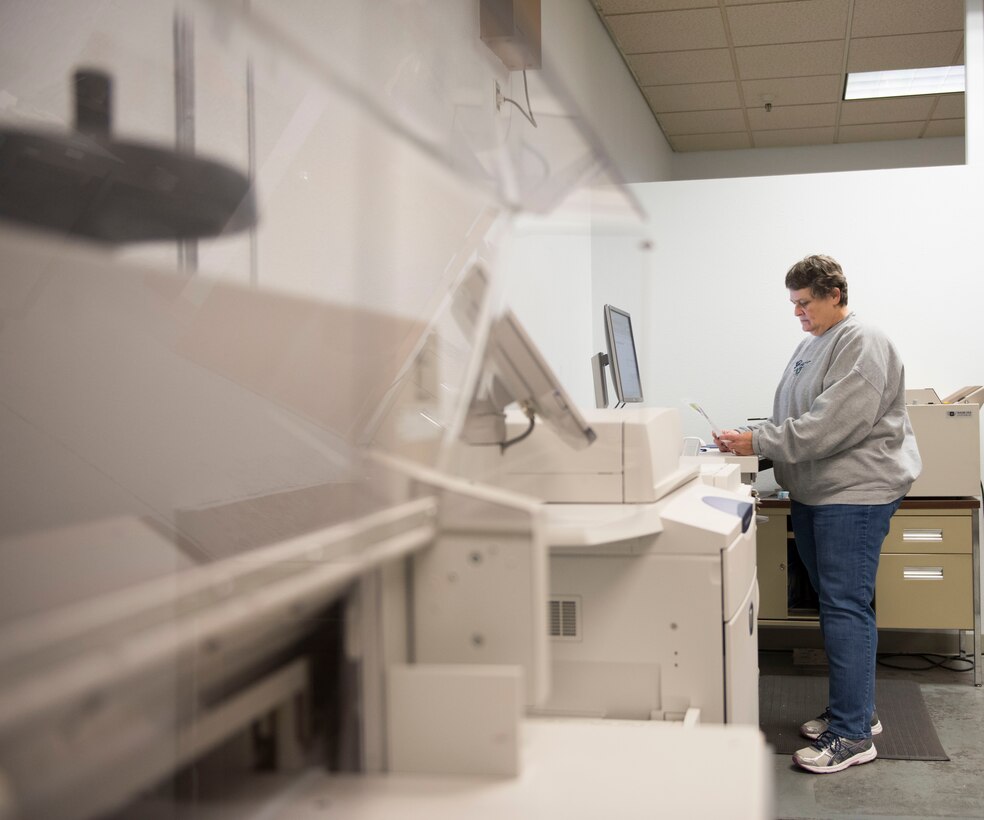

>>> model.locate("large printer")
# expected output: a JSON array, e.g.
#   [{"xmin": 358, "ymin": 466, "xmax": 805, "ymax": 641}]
[{"xmin": 459, "ymin": 405, "xmax": 761, "ymax": 726}]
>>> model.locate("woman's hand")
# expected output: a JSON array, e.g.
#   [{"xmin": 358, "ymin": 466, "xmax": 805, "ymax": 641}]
[{"xmin": 715, "ymin": 429, "xmax": 755, "ymax": 456}]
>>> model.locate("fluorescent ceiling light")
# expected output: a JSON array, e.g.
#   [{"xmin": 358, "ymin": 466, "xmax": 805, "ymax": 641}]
[{"xmin": 844, "ymin": 65, "xmax": 965, "ymax": 100}]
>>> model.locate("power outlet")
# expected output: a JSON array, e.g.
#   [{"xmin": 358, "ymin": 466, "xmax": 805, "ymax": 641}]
[{"xmin": 493, "ymin": 79, "xmax": 504, "ymax": 112}]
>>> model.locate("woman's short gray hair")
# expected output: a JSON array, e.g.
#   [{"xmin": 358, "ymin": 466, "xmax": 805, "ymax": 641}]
[{"xmin": 784, "ymin": 254, "xmax": 848, "ymax": 306}]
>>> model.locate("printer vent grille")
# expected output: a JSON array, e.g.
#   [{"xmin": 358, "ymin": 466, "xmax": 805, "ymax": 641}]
[{"xmin": 549, "ymin": 596, "xmax": 581, "ymax": 640}]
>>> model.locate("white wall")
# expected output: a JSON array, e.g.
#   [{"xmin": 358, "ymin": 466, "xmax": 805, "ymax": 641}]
[
  {"xmin": 499, "ymin": 218, "xmax": 596, "ymax": 404},
  {"xmin": 630, "ymin": 164, "xmax": 984, "ymax": 440}
]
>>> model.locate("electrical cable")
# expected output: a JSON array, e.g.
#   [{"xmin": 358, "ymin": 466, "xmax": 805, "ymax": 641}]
[
  {"xmin": 499, "ymin": 70, "xmax": 538, "ymax": 128},
  {"xmin": 877, "ymin": 652, "xmax": 975, "ymax": 673},
  {"xmin": 499, "ymin": 404, "xmax": 536, "ymax": 452}
]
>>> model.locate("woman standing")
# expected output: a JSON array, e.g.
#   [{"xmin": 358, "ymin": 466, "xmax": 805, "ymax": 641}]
[{"xmin": 717, "ymin": 254, "xmax": 921, "ymax": 774}]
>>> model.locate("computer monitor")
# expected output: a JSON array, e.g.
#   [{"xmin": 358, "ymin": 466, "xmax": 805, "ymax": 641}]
[{"xmin": 604, "ymin": 304, "xmax": 643, "ymax": 405}]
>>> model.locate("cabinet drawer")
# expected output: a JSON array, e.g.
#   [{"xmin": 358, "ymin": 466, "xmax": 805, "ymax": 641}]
[
  {"xmin": 881, "ymin": 515, "xmax": 972, "ymax": 555},
  {"xmin": 875, "ymin": 553, "xmax": 973, "ymax": 629}
]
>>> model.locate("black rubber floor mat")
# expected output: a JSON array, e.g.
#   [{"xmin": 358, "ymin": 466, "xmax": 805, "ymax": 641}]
[{"xmin": 759, "ymin": 675, "xmax": 949, "ymax": 760}]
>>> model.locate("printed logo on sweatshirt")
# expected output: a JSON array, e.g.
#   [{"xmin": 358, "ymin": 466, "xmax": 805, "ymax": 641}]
[{"xmin": 793, "ymin": 359, "xmax": 811, "ymax": 375}]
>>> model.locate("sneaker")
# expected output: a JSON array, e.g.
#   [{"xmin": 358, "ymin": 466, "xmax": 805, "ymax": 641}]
[
  {"xmin": 800, "ymin": 707, "xmax": 882, "ymax": 740},
  {"xmin": 793, "ymin": 731, "xmax": 877, "ymax": 774}
]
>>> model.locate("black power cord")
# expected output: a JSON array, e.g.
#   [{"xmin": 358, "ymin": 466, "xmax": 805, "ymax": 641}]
[
  {"xmin": 499, "ymin": 405, "xmax": 536, "ymax": 452},
  {"xmin": 877, "ymin": 652, "xmax": 976, "ymax": 673}
]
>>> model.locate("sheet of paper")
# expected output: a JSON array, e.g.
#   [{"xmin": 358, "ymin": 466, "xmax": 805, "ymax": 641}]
[{"xmin": 689, "ymin": 402, "xmax": 722, "ymax": 438}]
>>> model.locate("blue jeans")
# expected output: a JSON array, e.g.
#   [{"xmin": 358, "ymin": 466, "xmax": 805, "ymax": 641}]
[{"xmin": 790, "ymin": 498, "xmax": 903, "ymax": 740}]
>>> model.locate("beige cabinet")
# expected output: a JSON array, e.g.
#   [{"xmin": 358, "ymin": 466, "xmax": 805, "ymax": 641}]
[
  {"xmin": 755, "ymin": 509, "xmax": 788, "ymax": 621},
  {"xmin": 756, "ymin": 498, "xmax": 981, "ymax": 684},
  {"xmin": 876, "ymin": 509, "xmax": 973, "ymax": 630}
]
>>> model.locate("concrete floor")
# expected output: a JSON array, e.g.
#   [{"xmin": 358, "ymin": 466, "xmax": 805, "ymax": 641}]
[{"xmin": 762, "ymin": 650, "xmax": 984, "ymax": 820}]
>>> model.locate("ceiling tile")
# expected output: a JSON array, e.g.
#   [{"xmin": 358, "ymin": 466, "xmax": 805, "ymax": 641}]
[
  {"xmin": 659, "ymin": 108, "xmax": 747, "ymax": 134},
  {"xmin": 837, "ymin": 121, "xmax": 925, "ymax": 142},
  {"xmin": 839, "ymin": 97, "xmax": 934, "ymax": 125},
  {"xmin": 753, "ymin": 127, "xmax": 836, "ymax": 147},
  {"xmin": 629, "ymin": 48, "xmax": 735, "ymax": 84},
  {"xmin": 735, "ymin": 41, "xmax": 844, "ymax": 79},
  {"xmin": 596, "ymin": 0, "xmax": 716, "ymax": 11},
  {"xmin": 747, "ymin": 102, "xmax": 837, "ymax": 129},
  {"xmin": 594, "ymin": 0, "xmax": 967, "ymax": 153},
  {"xmin": 933, "ymin": 93, "xmax": 965, "ymax": 118},
  {"xmin": 923, "ymin": 118, "xmax": 965, "ymax": 137},
  {"xmin": 606, "ymin": 8, "xmax": 727, "ymax": 53},
  {"xmin": 742, "ymin": 75, "xmax": 843, "ymax": 106},
  {"xmin": 644, "ymin": 81, "xmax": 741, "ymax": 112},
  {"xmin": 847, "ymin": 32, "xmax": 964, "ymax": 72},
  {"xmin": 671, "ymin": 132, "xmax": 753, "ymax": 151},
  {"xmin": 726, "ymin": 0, "xmax": 850, "ymax": 48},
  {"xmin": 851, "ymin": 0, "xmax": 964, "ymax": 38}
]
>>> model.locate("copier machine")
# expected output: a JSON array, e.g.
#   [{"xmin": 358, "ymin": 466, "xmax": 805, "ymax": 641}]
[{"xmin": 458, "ymin": 405, "xmax": 760, "ymax": 726}]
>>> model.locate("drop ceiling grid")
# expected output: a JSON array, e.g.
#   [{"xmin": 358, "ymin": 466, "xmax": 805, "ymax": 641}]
[{"xmin": 592, "ymin": 0, "xmax": 966, "ymax": 152}]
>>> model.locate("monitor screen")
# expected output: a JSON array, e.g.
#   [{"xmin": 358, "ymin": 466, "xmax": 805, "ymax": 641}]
[
  {"xmin": 604, "ymin": 304, "xmax": 643, "ymax": 404},
  {"xmin": 490, "ymin": 309, "xmax": 597, "ymax": 450}
]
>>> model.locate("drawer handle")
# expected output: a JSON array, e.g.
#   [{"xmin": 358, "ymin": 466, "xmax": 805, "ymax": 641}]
[
  {"xmin": 901, "ymin": 528, "xmax": 944, "ymax": 542},
  {"xmin": 903, "ymin": 566, "xmax": 944, "ymax": 580}
]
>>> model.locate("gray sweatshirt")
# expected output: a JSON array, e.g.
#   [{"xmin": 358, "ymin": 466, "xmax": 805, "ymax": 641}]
[{"xmin": 750, "ymin": 313, "xmax": 922, "ymax": 505}]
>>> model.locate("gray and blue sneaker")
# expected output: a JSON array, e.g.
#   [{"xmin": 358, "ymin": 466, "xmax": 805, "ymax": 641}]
[
  {"xmin": 794, "ymin": 731, "xmax": 877, "ymax": 773},
  {"xmin": 800, "ymin": 707, "xmax": 882, "ymax": 740}
]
